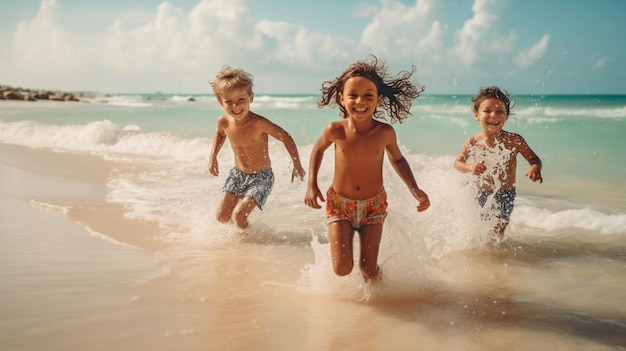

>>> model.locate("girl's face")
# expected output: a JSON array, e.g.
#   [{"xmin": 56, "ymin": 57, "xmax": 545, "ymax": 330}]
[
  {"xmin": 474, "ymin": 97, "xmax": 508, "ymax": 137},
  {"xmin": 219, "ymin": 88, "xmax": 254, "ymax": 122},
  {"xmin": 339, "ymin": 76, "xmax": 382, "ymax": 122}
]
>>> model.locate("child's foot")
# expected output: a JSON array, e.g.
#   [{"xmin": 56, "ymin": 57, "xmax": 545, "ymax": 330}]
[
  {"xmin": 374, "ymin": 265, "xmax": 383, "ymax": 283},
  {"xmin": 485, "ymin": 227, "xmax": 507, "ymax": 248},
  {"xmin": 364, "ymin": 265, "xmax": 383, "ymax": 284},
  {"xmin": 361, "ymin": 266, "xmax": 382, "ymax": 302}
]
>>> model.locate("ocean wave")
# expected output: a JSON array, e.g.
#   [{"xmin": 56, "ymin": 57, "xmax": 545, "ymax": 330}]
[
  {"xmin": 30, "ymin": 200, "xmax": 70, "ymax": 214},
  {"xmin": 414, "ymin": 104, "xmax": 626, "ymax": 123},
  {"xmin": 252, "ymin": 95, "xmax": 318, "ymax": 109},
  {"xmin": 514, "ymin": 205, "xmax": 626, "ymax": 235},
  {"xmin": 0, "ymin": 119, "xmax": 210, "ymax": 161},
  {"xmin": 545, "ymin": 106, "xmax": 626, "ymax": 119},
  {"xmin": 518, "ymin": 106, "xmax": 626, "ymax": 120},
  {"xmin": 414, "ymin": 103, "xmax": 470, "ymax": 115},
  {"xmin": 82, "ymin": 93, "xmax": 321, "ymax": 109},
  {"xmin": 80, "ymin": 95, "xmax": 152, "ymax": 107}
]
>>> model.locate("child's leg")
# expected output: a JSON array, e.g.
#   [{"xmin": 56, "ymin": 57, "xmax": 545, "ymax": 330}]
[
  {"xmin": 328, "ymin": 220, "xmax": 355, "ymax": 276},
  {"xmin": 357, "ymin": 223, "xmax": 383, "ymax": 282},
  {"xmin": 215, "ymin": 192, "xmax": 242, "ymax": 224},
  {"xmin": 232, "ymin": 196, "xmax": 257, "ymax": 229},
  {"xmin": 492, "ymin": 219, "xmax": 509, "ymax": 241}
]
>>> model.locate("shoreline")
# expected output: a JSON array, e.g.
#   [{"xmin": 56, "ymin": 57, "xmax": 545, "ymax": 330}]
[
  {"xmin": 1, "ymin": 110, "xmax": 626, "ymax": 350},
  {"xmin": 0, "ymin": 143, "xmax": 167, "ymax": 252}
]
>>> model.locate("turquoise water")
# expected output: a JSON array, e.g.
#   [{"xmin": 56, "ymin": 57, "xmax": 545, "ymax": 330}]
[
  {"xmin": 1, "ymin": 94, "xmax": 626, "ymax": 349},
  {"xmin": 1, "ymin": 93, "xmax": 624, "ymax": 237},
  {"xmin": 4, "ymin": 92, "xmax": 623, "ymax": 208}
]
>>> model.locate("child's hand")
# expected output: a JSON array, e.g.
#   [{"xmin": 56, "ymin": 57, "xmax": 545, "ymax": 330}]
[
  {"xmin": 526, "ymin": 164, "xmax": 543, "ymax": 183},
  {"xmin": 304, "ymin": 186, "xmax": 324, "ymax": 209},
  {"xmin": 411, "ymin": 188, "xmax": 430, "ymax": 212},
  {"xmin": 208, "ymin": 160, "xmax": 219, "ymax": 176},
  {"xmin": 472, "ymin": 160, "xmax": 486, "ymax": 175},
  {"xmin": 291, "ymin": 165, "xmax": 306, "ymax": 183}
]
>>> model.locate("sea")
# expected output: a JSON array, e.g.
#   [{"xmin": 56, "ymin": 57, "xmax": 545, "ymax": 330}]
[{"xmin": 1, "ymin": 93, "xmax": 625, "ymax": 350}]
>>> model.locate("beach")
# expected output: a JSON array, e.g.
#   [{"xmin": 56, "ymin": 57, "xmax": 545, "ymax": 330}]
[{"xmin": 1, "ymin": 96, "xmax": 625, "ymax": 350}]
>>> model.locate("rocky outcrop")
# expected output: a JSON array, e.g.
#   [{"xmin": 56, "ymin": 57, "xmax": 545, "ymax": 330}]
[{"xmin": 0, "ymin": 84, "xmax": 82, "ymax": 102}]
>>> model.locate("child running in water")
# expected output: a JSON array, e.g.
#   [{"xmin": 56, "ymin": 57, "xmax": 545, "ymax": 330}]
[
  {"xmin": 455, "ymin": 86, "xmax": 543, "ymax": 244},
  {"xmin": 304, "ymin": 56, "xmax": 430, "ymax": 282},
  {"xmin": 209, "ymin": 65, "xmax": 306, "ymax": 229}
]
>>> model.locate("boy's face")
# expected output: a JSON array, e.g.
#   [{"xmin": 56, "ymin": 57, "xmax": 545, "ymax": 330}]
[
  {"xmin": 474, "ymin": 97, "xmax": 508, "ymax": 137},
  {"xmin": 219, "ymin": 88, "xmax": 254, "ymax": 122},
  {"xmin": 339, "ymin": 76, "xmax": 382, "ymax": 122}
]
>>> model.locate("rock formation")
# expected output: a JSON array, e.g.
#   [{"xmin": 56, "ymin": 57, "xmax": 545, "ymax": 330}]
[{"xmin": 0, "ymin": 84, "xmax": 83, "ymax": 102}]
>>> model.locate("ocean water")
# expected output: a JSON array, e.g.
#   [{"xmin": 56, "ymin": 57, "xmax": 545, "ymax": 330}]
[{"xmin": 1, "ymin": 94, "xmax": 625, "ymax": 350}]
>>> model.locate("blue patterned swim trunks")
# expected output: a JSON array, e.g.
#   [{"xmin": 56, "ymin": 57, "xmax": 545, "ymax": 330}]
[
  {"xmin": 477, "ymin": 187, "xmax": 516, "ymax": 222},
  {"xmin": 223, "ymin": 167, "xmax": 274, "ymax": 209}
]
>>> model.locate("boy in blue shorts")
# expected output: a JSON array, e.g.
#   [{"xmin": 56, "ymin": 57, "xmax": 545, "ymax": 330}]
[
  {"xmin": 455, "ymin": 86, "xmax": 543, "ymax": 245},
  {"xmin": 209, "ymin": 65, "xmax": 306, "ymax": 229}
]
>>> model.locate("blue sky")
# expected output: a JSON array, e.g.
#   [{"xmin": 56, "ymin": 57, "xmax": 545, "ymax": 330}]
[{"xmin": 1, "ymin": 0, "xmax": 624, "ymax": 94}]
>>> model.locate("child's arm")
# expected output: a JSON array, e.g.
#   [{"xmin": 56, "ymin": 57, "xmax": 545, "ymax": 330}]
[
  {"xmin": 304, "ymin": 125, "xmax": 334, "ymax": 209},
  {"xmin": 263, "ymin": 120, "xmax": 306, "ymax": 182},
  {"xmin": 385, "ymin": 130, "xmax": 430, "ymax": 212},
  {"xmin": 516, "ymin": 135, "xmax": 543, "ymax": 183},
  {"xmin": 454, "ymin": 137, "xmax": 486, "ymax": 175},
  {"xmin": 208, "ymin": 127, "xmax": 226, "ymax": 176}
]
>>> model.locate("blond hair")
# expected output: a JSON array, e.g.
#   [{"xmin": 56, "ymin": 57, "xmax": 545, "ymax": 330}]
[{"xmin": 210, "ymin": 65, "xmax": 254, "ymax": 101}]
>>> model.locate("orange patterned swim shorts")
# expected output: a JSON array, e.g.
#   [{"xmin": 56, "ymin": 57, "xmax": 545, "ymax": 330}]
[{"xmin": 326, "ymin": 187, "xmax": 388, "ymax": 229}]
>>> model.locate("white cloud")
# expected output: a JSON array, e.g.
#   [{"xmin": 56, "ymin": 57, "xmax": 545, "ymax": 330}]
[
  {"xmin": 100, "ymin": 0, "xmax": 261, "ymax": 73},
  {"xmin": 11, "ymin": 0, "xmax": 85, "ymax": 72},
  {"xmin": 2, "ymin": 0, "xmax": 562, "ymax": 93},
  {"xmin": 451, "ymin": 0, "xmax": 507, "ymax": 66},
  {"xmin": 515, "ymin": 34, "xmax": 550, "ymax": 68},
  {"xmin": 7, "ymin": 0, "xmax": 272, "ymax": 90},
  {"xmin": 361, "ymin": 0, "xmax": 437, "ymax": 57},
  {"xmin": 255, "ymin": 19, "xmax": 360, "ymax": 70}
]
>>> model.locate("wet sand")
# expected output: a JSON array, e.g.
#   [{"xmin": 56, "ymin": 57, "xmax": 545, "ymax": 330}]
[{"xmin": 1, "ymin": 143, "xmax": 624, "ymax": 351}]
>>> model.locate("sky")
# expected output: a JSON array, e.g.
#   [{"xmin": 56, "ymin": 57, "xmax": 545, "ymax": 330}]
[{"xmin": 1, "ymin": 0, "xmax": 625, "ymax": 95}]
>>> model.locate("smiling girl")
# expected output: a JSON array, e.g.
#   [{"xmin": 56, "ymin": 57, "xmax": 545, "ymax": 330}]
[{"xmin": 304, "ymin": 55, "xmax": 430, "ymax": 283}]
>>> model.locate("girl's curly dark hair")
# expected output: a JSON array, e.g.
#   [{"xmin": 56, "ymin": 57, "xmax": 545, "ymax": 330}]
[{"xmin": 318, "ymin": 55, "xmax": 424, "ymax": 123}]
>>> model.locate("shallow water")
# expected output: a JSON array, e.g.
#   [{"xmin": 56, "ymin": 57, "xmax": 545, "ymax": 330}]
[{"xmin": 1, "ymin": 96, "xmax": 625, "ymax": 350}]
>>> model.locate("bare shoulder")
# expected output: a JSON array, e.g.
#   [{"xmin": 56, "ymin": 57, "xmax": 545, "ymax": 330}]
[
  {"xmin": 217, "ymin": 114, "xmax": 230, "ymax": 128},
  {"xmin": 250, "ymin": 112, "xmax": 272, "ymax": 125},
  {"xmin": 311, "ymin": 120, "xmax": 344, "ymax": 143},
  {"xmin": 327, "ymin": 119, "xmax": 347, "ymax": 128},
  {"xmin": 374, "ymin": 121, "xmax": 397, "ymax": 140},
  {"xmin": 502, "ymin": 131, "xmax": 528, "ymax": 146},
  {"xmin": 456, "ymin": 135, "xmax": 478, "ymax": 159},
  {"xmin": 374, "ymin": 120, "xmax": 394, "ymax": 131},
  {"xmin": 464, "ymin": 134, "xmax": 480, "ymax": 146},
  {"xmin": 249, "ymin": 112, "xmax": 281, "ymax": 131},
  {"xmin": 326, "ymin": 119, "xmax": 347, "ymax": 133}
]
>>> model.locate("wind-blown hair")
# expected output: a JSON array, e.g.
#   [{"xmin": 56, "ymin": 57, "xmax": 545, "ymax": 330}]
[
  {"xmin": 318, "ymin": 55, "xmax": 424, "ymax": 123},
  {"xmin": 210, "ymin": 65, "xmax": 254, "ymax": 102},
  {"xmin": 471, "ymin": 86, "xmax": 516, "ymax": 116}
]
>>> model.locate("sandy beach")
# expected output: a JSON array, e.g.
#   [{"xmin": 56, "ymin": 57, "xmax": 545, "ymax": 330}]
[
  {"xmin": 2, "ymin": 0, "xmax": 626, "ymax": 348},
  {"xmin": 2, "ymin": 92, "xmax": 626, "ymax": 351},
  {"xmin": 2, "ymin": 143, "xmax": 625, "ymax": 350}
]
